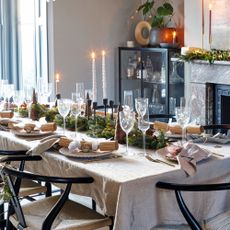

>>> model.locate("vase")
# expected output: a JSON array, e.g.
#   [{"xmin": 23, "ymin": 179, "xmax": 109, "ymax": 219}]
[{"xmin": 149, "ymin": 28, "xmax": 162, "ymax": 46}]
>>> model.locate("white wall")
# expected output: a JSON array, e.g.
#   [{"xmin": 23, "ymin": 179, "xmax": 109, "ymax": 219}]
[
  {"xmin": 52, "ymin": 0, "xmax": 184, "ymax": 103},
  {"xmin": 52, "ymin": 0, "xmax": 140, "ymax": 103}
]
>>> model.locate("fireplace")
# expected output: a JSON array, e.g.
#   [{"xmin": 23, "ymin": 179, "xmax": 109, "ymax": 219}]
[
  {"xmin": 188, "ymin": 60, "xmax": 230, "ymax": 125},
  {"xmin": 215, "ymin": 84, "xmax": 230, "ymax": 124}
]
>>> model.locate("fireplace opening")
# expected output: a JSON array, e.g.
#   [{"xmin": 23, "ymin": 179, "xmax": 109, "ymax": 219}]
[{"xmin": 215, "ymin": 84, "xmax": 230, "ymax": 124}]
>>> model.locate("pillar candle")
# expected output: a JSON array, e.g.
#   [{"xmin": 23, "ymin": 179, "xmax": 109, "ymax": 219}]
[
  {"xmin": 102, "ymin": 50, "xmax": 107, "ymax": 99},
  {"xmin": 91, "ymin": 52, "xmax": 97, "ymax": 102},
  {"xmin": 209, "ymin": 3, "xmax": 212, "ymax": 45}
]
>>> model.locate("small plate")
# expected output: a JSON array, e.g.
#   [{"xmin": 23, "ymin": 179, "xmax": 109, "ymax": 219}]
[
  {"xmin": 11, "ymin": 129, "xmax": 54, "ymax": 137},
  {"xmin": 59, "ymin": 147, "xmax": 112, "ymax": 158}
]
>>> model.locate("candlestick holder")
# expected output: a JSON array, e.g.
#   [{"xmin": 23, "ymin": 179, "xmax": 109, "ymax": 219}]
[
  {"xmin": 55, "ymin": 94, "xmax": 61, "ymax": 107},
  {"xmin": 103, "ymin": 98, "xmax": 108, "ymax": 117},
  {"xmin": 92, "ymin": 102, "xmax": 97, "ymax": 120},
  {"xmin": 109, "ymin": 100, "xmax": 114, "ymax": 120}
]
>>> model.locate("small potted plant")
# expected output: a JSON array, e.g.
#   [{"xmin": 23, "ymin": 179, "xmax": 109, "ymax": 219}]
[{"xmin": 137, "ymin": 0, "xmax": 175, "ymax": 46}]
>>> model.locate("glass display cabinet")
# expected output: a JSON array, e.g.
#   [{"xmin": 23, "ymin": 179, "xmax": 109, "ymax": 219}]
[{"xmin": 118, "ymin": 47, "xmax": 184, "ymax": 115}]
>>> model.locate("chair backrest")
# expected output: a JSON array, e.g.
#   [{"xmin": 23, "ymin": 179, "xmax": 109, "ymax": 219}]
[
  {"xmin": 202, "ymin": 124, "xmax": 230, "ymax": 135},
  {"xmin": 149, "ymin": 114, "xmax": 176, "ymax": 123},
  {"xmin": 156, "ymin": 181, "xmax": 230, "ymax": 230},
  {"xmin": 1, "ymin": 156, "xmax": 94, "ymax": 229}
]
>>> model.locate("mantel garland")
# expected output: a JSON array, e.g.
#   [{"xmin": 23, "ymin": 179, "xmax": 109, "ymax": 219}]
[{"xmin": 178, "ymin": 49, "xmax": 230, "ymax": 64}]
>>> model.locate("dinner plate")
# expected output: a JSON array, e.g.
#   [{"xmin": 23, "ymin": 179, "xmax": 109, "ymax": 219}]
[
  {"xmin": 11, "ymin": 129, "xmax": 54, "ymax": 137},
  {"xmin": 59, "ymin": 147, "xmax": 112, "ymax": 158}
]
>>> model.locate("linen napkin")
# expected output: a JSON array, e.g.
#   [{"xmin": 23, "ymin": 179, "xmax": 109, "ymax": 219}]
[
  {"xmin": 160, "ymin": 142, "xmax": 211, "ymax": 176},
  {"xmin": 26, "ymin": 138, "xmax": 59, "ymax": 155},
  {"xmin": 176, "ymin": 142, "xmax": 211, "ymax": 176},
  {"xmin": 188, "ymin": 132, "xmax": 230, "ymax": 144}
]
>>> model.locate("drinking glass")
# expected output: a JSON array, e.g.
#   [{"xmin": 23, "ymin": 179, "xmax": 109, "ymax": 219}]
[
  {"xmin": 71, "ymin": 93, "xmax": 84, "ymax": 137},
  {"xmin": 137, "ymin": 111, "xmax": 150, "ymax": 156},
  {"xmin": 13, "ymin": 90, "xmax": 25, "ymax": 115},
  {"xmin": 175, "ymin": 106, "xmax": 190, "ymax": 144},
  {"xmin": 76, "ymin": 82, "xmax": 85, "ymax": 100},
  {"xmin": 57, "ymin": 99, "xmax": 71, "ymax": 134},
  {"xmin": 119, "ymin": 106, "xmax": 135, "ymax": 155},
  {"xmin": 135, "ymin": 97, "xmax": 148, "ymax": 118},
  {"xmin": 123, "ymin": 90, "xmax": 134, "ymax": 111}
]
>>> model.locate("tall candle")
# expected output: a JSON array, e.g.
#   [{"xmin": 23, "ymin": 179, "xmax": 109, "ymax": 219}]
[
  {"xmin": 209, "ymin": 3, "xmax": 212, "ymax": 45},
  {"xmin": 102, "ymin": 50, "xmax": 107, "ymax": 99},
  {"xmin": 55, "ymin": 73, "xmax": 60, "ymax": 94},
  {"xmin": 91, "ymin": 52, "xmax": 97, "ymax": 102}
]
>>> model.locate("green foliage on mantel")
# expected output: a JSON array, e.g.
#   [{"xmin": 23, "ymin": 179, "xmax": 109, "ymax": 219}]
[{"xmin": 179, "ymin": 49, "xmax": 230, "ymax": 64}]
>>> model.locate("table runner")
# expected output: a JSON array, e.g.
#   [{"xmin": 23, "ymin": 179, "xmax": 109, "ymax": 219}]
[{"xmin": 0, "ymin": 130, "xmax": 230, "ymax": 230}]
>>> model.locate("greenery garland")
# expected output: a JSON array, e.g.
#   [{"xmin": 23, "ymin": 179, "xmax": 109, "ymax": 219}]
[{"xmin": 178, "ymin": 49, "xmax": 230, "ymax": 64}]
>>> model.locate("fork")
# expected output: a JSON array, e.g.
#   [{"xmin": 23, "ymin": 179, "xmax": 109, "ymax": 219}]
[{"xmin": 145, "ymin": 155, "xmax": 175, "ymax": 167}]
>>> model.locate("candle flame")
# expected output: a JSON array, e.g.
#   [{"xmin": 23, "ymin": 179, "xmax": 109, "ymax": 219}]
[
  {"xmin": 91, "ymin": 52, "xmax": 96, "ymax": 59},
  {"xmin": 173, "ymin": 31, "xmax": 176, "ymax": 37},
  {"xmin": 209, "ymin": 3, "xmax": 212, "ymax": 10},
  {"xmin": 102, "ymin": 50, "xmax": 106, "ymax": 56},
  {"xmin": 56, "ymin": 73, "xmax": 60, "ymax": 82}
]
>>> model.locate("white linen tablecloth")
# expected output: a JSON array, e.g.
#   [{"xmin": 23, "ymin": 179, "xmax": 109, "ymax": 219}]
[{"xmin": 0, "ymin": 130, "xmax": 230, "ymax": 230}]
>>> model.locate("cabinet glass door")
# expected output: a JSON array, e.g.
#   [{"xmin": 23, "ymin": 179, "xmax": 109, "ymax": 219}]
[
  {"xmin": 119, "ymin": 49, "xmax": 141, "ymax": 110},
  {"xmin": 142, "ymin": 49, "xmax": 167, "ymax": 115},
  {"xmin": 168, "ymin": 50, "xmax": 184, "ymax": 115}
]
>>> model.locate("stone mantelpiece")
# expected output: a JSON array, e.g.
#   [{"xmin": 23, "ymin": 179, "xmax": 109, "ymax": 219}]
[{"xmin": 189, "ymin": 61, "xmax": 230, "ymax": 125}]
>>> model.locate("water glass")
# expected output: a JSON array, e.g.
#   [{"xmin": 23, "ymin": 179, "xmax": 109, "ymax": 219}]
[
  {"xmin": 137, "ymin": 111, "xmax": 150, "ymax": 156},
  {"xmin": 57, "ymin": 99, "xmax": 71, "ymax": 134},
  {"xmin": 76, "ymin": 82, "xmax": 85, "ymax": 100},
  {"xmin": 119, "ymin": 106, "xmax": 135, "ymax": 155},
  {"xmin": 123, "ymin": 90, "xmax": 134, "ymax": 111},
  {"xmin": 135, "ymin": 97, "xmax": 148, "ymax": 118},
  {"xmin": 175, "ymin": 106, "xmax": 190, "ymax": 144}
]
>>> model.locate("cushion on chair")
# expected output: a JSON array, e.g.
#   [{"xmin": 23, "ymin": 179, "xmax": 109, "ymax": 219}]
[
  {"xmin": 19, "ymin": 179, "xmax": 47, "ymax": 197},
  {"xmin": 203, "ymin": 210, "xmax": 230, "ymax": 230},
  {"xmin": 9, "ymin": 195, "xmax": 112, "ymax": 230}
]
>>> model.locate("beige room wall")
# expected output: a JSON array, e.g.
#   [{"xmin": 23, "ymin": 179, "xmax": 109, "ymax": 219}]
[{"xmin": 52, "ymin": 0, "xmax": 184, "ymax": 102}]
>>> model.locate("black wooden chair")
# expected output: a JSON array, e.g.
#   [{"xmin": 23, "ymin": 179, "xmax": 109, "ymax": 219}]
[
  {"xmin": 155, "ymin": 181, "xmax": 230, "ymax": 230},
  {"xmin": 1, "ymin": 155, "xmax": 113, "ymax": 230},
  {"xmin": 202, "ymin": 124, "xmax": 230, "ymax": 135}
]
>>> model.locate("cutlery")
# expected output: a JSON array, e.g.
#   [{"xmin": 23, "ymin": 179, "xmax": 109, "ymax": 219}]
[
  {"xmin": 145, "ymin": 155, "xmax": 175, "ymax": 167},
  {"xmin": 211, "ymin": 152, "xmax": 225, "ymax": 157}
]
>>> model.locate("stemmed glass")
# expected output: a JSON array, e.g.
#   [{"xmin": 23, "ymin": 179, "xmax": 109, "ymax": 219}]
[
  {"xmin": 135, "ymin": 98, "xmax": 149, "ymax": 156},
  {"xmin": 123, "ymin": 90, "xmax": 134, "ymax": 111},
  {"xmin": 119, "ymin": 106, "xmax": 135, "ymax": 155},
  {"xmin": 57, "ymin": 99, "xmax": 71, "ymax": 134},
  {"xmin": 71, "ymin": 93, "xmax": 84, "ymax": 137},
  {"xmin": 175, "ymin": 98, "xmax": 190, "ymax": 144},
  {"xmin": 76, "ymin": 82, "xmax": 85, "ymax": 100}
]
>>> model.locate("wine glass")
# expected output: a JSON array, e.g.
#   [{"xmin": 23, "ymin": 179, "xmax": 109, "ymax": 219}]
[
  {"xmin": 135, "ymin": 98, "xmax": 149, "ymax": 156},
  {"xmin": 57, "ymin": 99, "xmax": 71, "ymax": 134},
  {"xmin": 119, "ymin": 106, "xmax": 135, "ymax": 155},
  {"xmin": 135, "ymin": 97, "xmax": 148, "ymax": 118},
  {"xmin": 71, "ymin": 93, "xmax": 84, "ymax": 137},
  {"xmin": 13, "ymin": 90, "xmax": 25, "ymax": 116},
  {"xmin": 123, "ymin": 90, "xmax": 134, "ymax": 111},
  {"xmin": 76, "ymin": 82, "xmax": 85, "ymax": 100},
  {"xmin": 175, "ymin": 105, "xmax": 190, "ymax": 144},
  {"xmin": 137, "ymin": 112, "xmax": 150, "ymax": 156}
]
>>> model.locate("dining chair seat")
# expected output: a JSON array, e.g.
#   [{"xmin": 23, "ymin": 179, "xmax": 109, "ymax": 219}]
[
  {"xmin": 19, "ymin": 179, "xmax": 48, "ymax": 197},
  {"xmin": 152, "ymin": 224, "xmax": 190, "ymax": 229},
  {"xmin": 9, "ymin": 195, "xmax": 112, "ymax": 230},
  {"xmin": 156, "ymin": 181, "xmax": 230, "ymax": 230},
  {"xmin": 204, "ymin": 209, "xmax": 230, "ymax": 230}
]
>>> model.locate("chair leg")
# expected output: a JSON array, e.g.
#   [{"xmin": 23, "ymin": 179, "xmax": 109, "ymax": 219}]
[
  {"xmin": 45, "ymin": 182, "xmax": 52, "ymax": 197},
  {"xmin": 92, "ymin": 199, "xmax": 96, "ymax": 210},
  {"xmin": 0, "ymin": 203, "xmax": 5, "ymax": 230}
]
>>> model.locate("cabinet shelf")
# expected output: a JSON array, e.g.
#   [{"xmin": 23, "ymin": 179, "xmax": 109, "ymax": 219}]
[{"xmin": 118, "ymin": 47, "xmax": 184, "ymax": 115}]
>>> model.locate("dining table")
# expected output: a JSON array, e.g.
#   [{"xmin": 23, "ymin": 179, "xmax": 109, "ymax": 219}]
[{"xmin": 0, "ymin": 126, "xmax": 230, "ymax": 230}]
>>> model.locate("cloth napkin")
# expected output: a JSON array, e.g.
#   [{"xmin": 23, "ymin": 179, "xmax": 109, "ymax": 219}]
[
  {"xmin": 188, "ymin": 132, "xmax": 230, "ymax": 144},
  {"xmin": 176, "ymin": 142, "xmax": 211, "ymax": 176},
  {"xmin": 26, "ymin": 138, "xmax": 60, "ymax": 155},
  {"xmin": 160, "ymin": 142, "xmax": 211, "ymax": 176}
]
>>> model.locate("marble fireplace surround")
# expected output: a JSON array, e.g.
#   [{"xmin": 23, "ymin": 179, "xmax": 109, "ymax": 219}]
[{"xmin": 189, "ymin": 60, "xmax": 230, "ymax": 125}]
